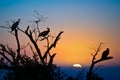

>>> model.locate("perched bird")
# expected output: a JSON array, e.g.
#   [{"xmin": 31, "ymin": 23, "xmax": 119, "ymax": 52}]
[
  {"xmin": 101, "ymin": 48, "xmax": 109, "ymax": 59},
  {"xmin": 11, "ymin": 19, "xmax": 20, "ymax": 31},
  {"xmin": 39, "ymin": 28, "xmax": 50, "ymax": 37}
]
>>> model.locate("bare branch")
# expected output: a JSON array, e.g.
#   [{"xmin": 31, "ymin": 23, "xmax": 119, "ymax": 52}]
[
  {"xmin": 0, "ymin": 26, "xmax": 9, "ymax": 29},
  {"xmin": 0, "ymin": 44, "xmax": 14, "ymax": 65},
  {"xmin": 92, "ymin": 42, "xmax": 103, "ymax": 63},
  {"xmin": 0, "ymin": 52, "xmax": 13, "ymax": 65},
  {"xmin": 94, "ymin": 56, "xmax": 113, "ymax": 64},
  {"xmin": 48, "ymin": 53, "xmax": 56, "ymax": 66},
  {"xmin": 43, "ymin": 31, "xmax": 63, "ymax": 60},
  {"xmin": 6, "ymin": 45, "xmax": 16, "ymax": 60},
  {"xmin": 18, "ymin": 26, "xmax": 44, "ymax": 65},
  {"xmin": 53, "ymin": 31, "xmax": 64, "ymax": 48},
  {"xmin": 14, "ymin": 29, "xmax": 21, "ymax": 65}
]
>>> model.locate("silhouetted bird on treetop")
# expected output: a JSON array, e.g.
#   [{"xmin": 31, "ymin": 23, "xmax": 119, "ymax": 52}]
[
  {"xmin": 39, "ymin": 28, "xmax": 50, "ymax": 37},
  {"xmin": 11, "ymin": 19, "xmax": 20, "ymax": 31},
  {"xmin": 101, "ymin": 48, "xmax": 109, "ymax": 59}
]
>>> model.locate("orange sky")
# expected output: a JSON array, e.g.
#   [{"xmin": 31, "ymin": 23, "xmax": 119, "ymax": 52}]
[
  {"xmin": 0, "ymin": 0, "xmax": 120, "ymax": 67},
  {"xmin": 53, "ymin": 23, "xmax": 120, "ymax": 66}
]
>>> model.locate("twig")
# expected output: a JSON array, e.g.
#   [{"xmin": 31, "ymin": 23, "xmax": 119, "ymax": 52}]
[{"xmin": 0, "ymin": 26, "xmax": 10, "ymax": 29}]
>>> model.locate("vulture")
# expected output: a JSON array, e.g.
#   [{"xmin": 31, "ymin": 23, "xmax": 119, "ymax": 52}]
[
  {"xmin": 39, "ymin": 28, "xmax": 50, "ymax": 37},
  {"xmin": 11, "ymin": 19, "xmax": 20, "ymax": 31},
  {"xmin": 101, "ymin": 48, "xmax": 109, "ymax": 59}
]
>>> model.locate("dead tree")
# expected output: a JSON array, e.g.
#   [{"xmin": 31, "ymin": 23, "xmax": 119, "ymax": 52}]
[
  {"xmin": 0, "ymin": 15, "xmax": 63, "ymax": 80},
  {"xmin": 18, "ymin": 25, "xmax": 63, "ymax": 66},
  {"xmin": 87, "ymin": 42, "xmax": 113, "ymax": 80},
  {"xmin": 0, "ymin": 21, "xmax": 21, "ymax": 67}
]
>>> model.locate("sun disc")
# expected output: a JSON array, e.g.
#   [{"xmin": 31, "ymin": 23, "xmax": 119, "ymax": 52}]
[{"xmin": 73, "ymin": 64, "xmax": 82, "ymax": 68}]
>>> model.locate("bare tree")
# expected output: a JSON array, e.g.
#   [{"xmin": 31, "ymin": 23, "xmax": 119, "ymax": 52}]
[
  {"xmin": 18, "ymin": 25, "xmax": 63, "ymax": 66},
  {"xmin": 87, "ymin": 42, "xmax": 113, "ymax": 80},
  {"xmin": 0, "ymin": 13, "xmax": 64, "ymax": 80}
]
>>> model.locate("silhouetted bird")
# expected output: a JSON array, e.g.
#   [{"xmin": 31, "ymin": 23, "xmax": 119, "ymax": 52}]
[
  {"xmin": 101, "ymin": 48, "xmax": 109, "ymax": 59},
  {"xmin": 39, "ymin": 28, "xmax": 50, "ymax": 37},
  {"xmin": 11, "ymin": 19, "xmax": 20, "ymax": 31}
]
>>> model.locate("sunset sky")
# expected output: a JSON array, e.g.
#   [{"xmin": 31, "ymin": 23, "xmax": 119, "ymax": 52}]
[{"xmin": 0, "ymin": 0, "xmax": 120, "ymax": 67}]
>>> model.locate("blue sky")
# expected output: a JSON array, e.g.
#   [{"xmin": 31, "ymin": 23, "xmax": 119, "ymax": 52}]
[{"xmin": 0, "ymin": 0, "xmax": 120, "ymax": 24}]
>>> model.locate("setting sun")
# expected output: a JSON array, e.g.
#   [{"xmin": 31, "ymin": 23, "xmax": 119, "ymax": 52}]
[{"xmin": 73, "ymin": 64, "xmax": 82, "ymax": 68}]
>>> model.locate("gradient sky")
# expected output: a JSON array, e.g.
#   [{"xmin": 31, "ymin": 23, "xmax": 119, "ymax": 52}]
[{"xmin": 0, "ymin": 0, "xmax": 120, "ymax": 67}]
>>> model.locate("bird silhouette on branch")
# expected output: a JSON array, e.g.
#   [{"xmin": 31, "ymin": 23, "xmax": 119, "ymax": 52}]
[
  {"xmin": 11, "ymin": 19, "xmax": 20, "ymax": 32},
  {"xmin": 87, "ymin": 42, "xmax": 113, "ymax": 80}
]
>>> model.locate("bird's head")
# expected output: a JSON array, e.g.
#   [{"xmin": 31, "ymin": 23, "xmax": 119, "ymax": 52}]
[
  {"xmin": 18, "ymin": 19, "xmax": 20, "ymax": 22},
  {"xmin": 106, "ymin": 48, "xmax": 110, "ymax": 52},
  {"xmin": 47, "ymin": 27, "xmax": 50, "ymax": 32},
  {"xmin": 106, "ymin": 48, "xmax": 109, "ymax": 51}
]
